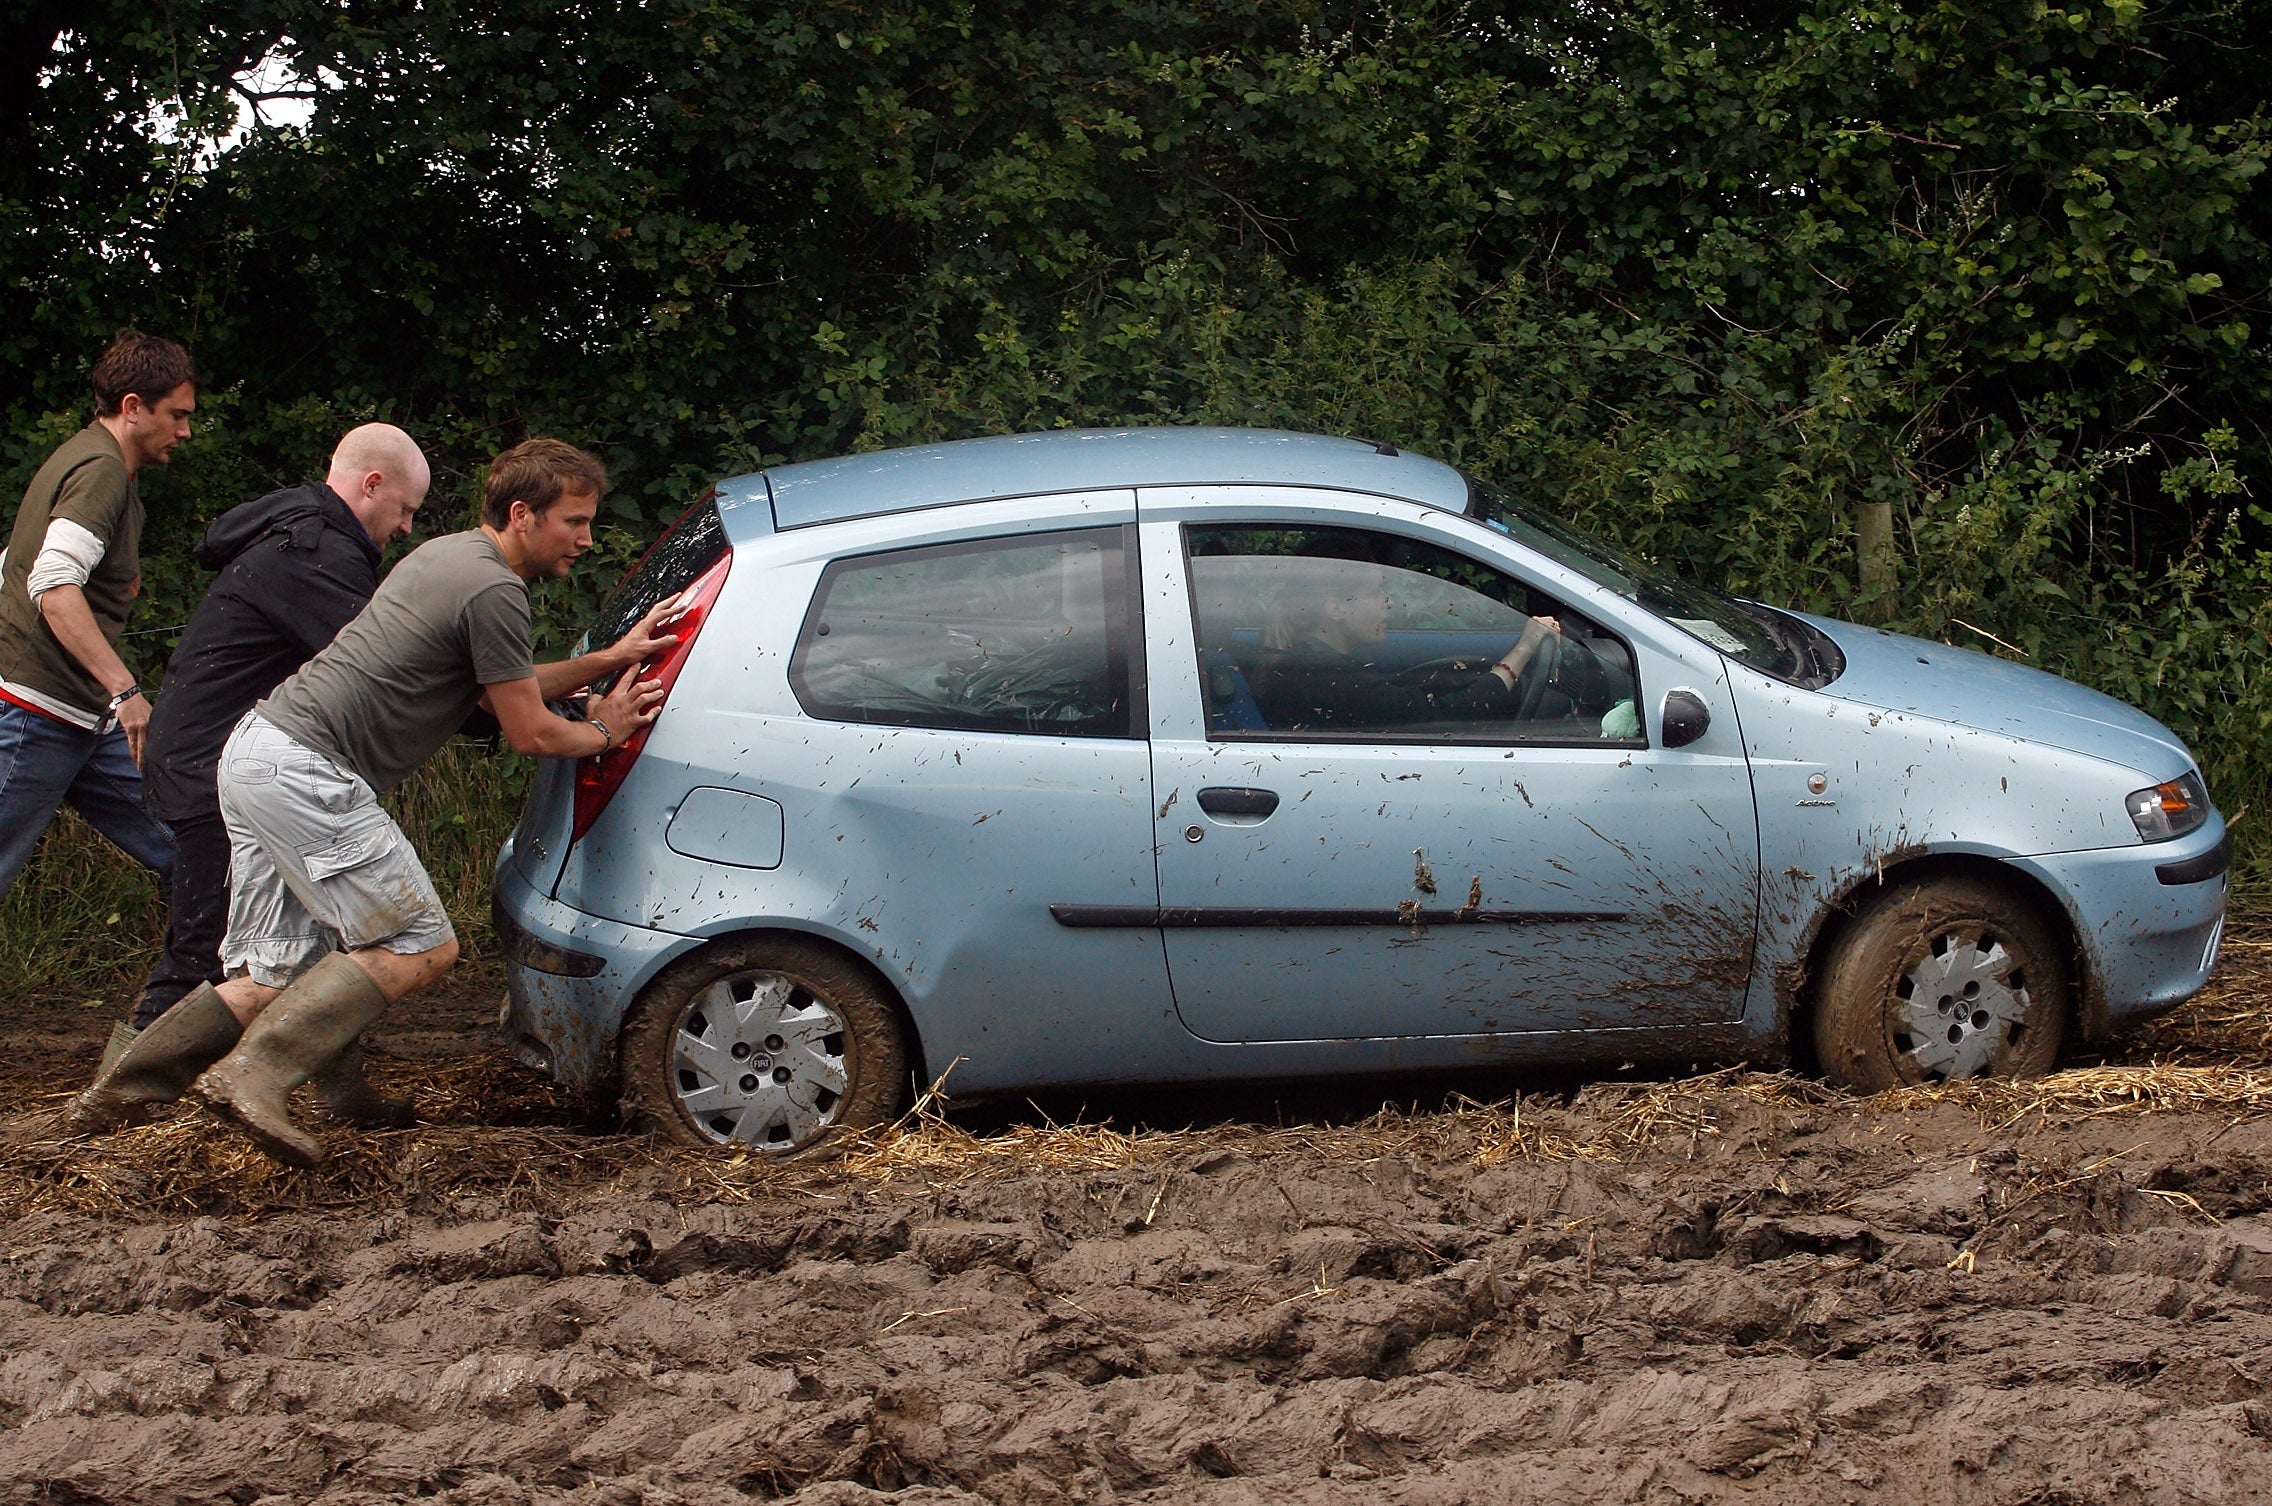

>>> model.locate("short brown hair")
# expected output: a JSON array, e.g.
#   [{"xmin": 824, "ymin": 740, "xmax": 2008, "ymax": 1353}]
[
  {"xmin": 482, "ymin": 437, "xmax": 608, "ymax": 528},
  {"xmin": 90, "ymin": 330, "xmax": 197, "ymax": 416}
]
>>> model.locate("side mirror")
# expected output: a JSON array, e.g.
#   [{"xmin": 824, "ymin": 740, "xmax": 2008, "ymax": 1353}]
[{"xmin": 1661, "ymin": 689, "xmax": 1711, "ymax": 749}]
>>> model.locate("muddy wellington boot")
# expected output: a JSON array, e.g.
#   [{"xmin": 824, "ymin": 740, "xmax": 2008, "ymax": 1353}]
[
  {"xmin": 312, "ymin": 1040, "xmax": 417, "ymax": 1129},
  {"xmin": 95, "ymin": 1020, "xmax": 139, "ymax": 1077},
  {"xmin": 196, "ymin": 953, "xmax": 391, "ymax": 1167},
  {"xmin": 65, "ymin": 985, "xmax": 244, "ymax": 1135}
]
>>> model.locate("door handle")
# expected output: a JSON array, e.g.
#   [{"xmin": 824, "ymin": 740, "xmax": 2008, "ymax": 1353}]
[{"xmin": 1196, "ymin": 787, "xmax": 1280, "ymax": 818}]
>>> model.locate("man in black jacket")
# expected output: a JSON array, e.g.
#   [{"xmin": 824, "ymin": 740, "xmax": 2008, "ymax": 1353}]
[{"xmin": 73, "ymin": 424, "xmax": 428, "ymax": 1122}]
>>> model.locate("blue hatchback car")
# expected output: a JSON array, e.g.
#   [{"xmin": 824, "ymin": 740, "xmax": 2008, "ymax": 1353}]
[{"xmin": 494, "ymin": 428, "xmax": 2229, "ymax": 1154}]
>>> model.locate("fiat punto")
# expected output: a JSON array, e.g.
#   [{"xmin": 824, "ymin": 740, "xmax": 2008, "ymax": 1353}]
[{"xmin": 493, "ymin": 428, "xmax": 2229, "ymax": 1153}]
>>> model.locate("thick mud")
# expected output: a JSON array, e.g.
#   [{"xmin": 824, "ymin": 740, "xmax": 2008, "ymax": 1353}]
[{"xmin": 3, "ymin": 935, "xmax": 2270, "ymax": 1505}]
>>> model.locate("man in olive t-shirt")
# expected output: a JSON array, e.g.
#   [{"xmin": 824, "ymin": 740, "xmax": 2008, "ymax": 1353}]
[
  {"xmin": 75, "ymin": 437, "xmax": 678, "ymax": 1168},
  {"xmin": 0, "ymin": 332, "xmax": 197, "ymax": 906},
  {"xmin": 256, "ymin": 528, "xmax": 540, "ymax": 797}
]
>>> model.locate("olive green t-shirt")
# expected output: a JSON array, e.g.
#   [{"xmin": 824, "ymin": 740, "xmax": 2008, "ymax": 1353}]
[
  {"xmin": 257, "ymin": 530, "xmax": 535, "ymax": 792},
  {"xmin": 0, "ymin": 423, "xmax": 142, "ymax": 723}
]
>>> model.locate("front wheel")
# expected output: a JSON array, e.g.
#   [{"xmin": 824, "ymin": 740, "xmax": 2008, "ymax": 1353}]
[
  {"xmin": 620, "ymin": 937, "xmax": 908, "ymax": 1154},
  {"xmin": 1813, "ymin": 876, "xmax": 2068, "ymax": 1093}
]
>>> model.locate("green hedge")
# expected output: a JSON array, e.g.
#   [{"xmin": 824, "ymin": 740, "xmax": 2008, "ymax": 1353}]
[{"xmin": 2, "ymin": 0, "xmax": 2265, "ymax": 890}]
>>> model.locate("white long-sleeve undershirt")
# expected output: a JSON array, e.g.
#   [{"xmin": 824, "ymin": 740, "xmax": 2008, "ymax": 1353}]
[{"xmin": 24, "ymin": 518, "xmax": 107, "ymax": 605}]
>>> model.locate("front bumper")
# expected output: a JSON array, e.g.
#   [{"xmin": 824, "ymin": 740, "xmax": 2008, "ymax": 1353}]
[
  {"xmin": 492, "ymin": 852, "xmax": 695, "ymax": 1094},
  {"xmin": 2013, "ymin": 817, "xmax": 2230, "ymax": 1039}
]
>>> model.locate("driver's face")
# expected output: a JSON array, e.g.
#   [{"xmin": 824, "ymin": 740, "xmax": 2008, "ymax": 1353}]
[{"xmin": 1327, "ymin": 584, "xmax": 1392, "ymax": 645}]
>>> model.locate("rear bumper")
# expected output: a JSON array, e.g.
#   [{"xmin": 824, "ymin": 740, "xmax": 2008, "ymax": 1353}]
[
  {"xmin": 2013, "ymin": 818, "xmax": 2230, "ymax": 1040},
  {"xmin": 492, "ymin": 851, "xmax": 694, "ymax": 1094}
]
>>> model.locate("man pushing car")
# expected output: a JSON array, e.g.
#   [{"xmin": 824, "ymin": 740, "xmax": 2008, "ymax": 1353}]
[
  {"xmin": 73, "ymin": 422, "xmax": 430, "ymax": 1126},
  {"xmin": 70, "ymin": 437, "xmax": 678, "ymax": 1166}
]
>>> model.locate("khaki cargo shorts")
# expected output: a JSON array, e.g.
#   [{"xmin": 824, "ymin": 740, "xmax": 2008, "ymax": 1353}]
[{"xmin": 216, "ymin": 712, "xmax": 456, "ymax": 988}]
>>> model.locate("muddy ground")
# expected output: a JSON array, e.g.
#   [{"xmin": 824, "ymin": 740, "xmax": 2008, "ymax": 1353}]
[{"xmin": 3, "ymin": 925, "xmax": 2271, "ymax": 1506}]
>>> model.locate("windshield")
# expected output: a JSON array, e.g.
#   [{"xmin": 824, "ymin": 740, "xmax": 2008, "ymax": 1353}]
[{"xmin": 1463, "ymin": 477, "xmax": 1829, "ymax": 686}]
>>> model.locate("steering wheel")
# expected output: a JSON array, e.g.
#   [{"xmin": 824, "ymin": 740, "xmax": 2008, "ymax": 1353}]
[
  {"xmin": 1515, "ymin": 638, "xmax": 1558, "ymax": 720},
  {"xmin": 1385, "ymin": 650, "xmax": 1555, "ymax": 720}
]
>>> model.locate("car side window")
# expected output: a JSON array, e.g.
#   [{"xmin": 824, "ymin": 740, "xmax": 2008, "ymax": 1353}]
[
  {"xmin": 1185, "ymin": 524, "xmax": 1643, "ymax": 745},
  {"xmin": 792, "ymin": 526, "xmax": 1139, "ymax": 737}
]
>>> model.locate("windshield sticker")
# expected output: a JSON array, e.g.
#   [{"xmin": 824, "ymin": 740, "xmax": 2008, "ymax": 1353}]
[{"xmin": 1670, "ymin": 617, "xmax": 1749, "ymax": 654}]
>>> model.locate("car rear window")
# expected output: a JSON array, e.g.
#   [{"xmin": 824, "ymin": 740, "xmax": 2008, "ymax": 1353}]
[{"xmin": 591, "ymin": 494, "xmax": 729, "ymax": 650}]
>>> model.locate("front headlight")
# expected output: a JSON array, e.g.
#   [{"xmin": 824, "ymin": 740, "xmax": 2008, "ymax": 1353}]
[{"xmin": 2126, "ymin": 770, "xmax": 2211, "ymax": 842}]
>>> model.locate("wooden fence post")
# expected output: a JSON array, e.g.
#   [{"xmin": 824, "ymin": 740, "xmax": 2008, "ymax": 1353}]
[{"xmin": 1856, "ymin": 498, "xmax": 1896, "ymax": 616}]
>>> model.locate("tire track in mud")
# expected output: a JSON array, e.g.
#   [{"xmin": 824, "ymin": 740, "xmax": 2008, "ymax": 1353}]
[
  {"xmin": 4, "ymin": 1108, "xmax": 2272, "ymax": 1505},
  {"xmin": 2, "ymin": 934, "xmax": 2269, "ymax": 1504}
]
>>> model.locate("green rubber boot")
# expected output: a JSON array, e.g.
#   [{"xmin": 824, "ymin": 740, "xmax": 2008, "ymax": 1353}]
[
  {"xmin": 95, "ymin": 1020, "xmax": 139, "ymax": 1078},
  {"xmin": 196, "ymin": 953, "xmax": 392, "ymax": 1167},
  {"xmin": 66, "ymin": 986, "xmax": 243, "ymax": 1135}
]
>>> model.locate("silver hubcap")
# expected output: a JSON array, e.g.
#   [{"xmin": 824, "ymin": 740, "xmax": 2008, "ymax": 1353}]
[
  {"xmin": 670, "ymin": 973, "xmax": 851, "ymax": 1149},
  {"xmin": 1891, "ymin": 928, "xmax": 2031, "ymax": 1079}
]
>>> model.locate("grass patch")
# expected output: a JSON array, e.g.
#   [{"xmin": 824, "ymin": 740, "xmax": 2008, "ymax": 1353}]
[
  {"xmin": 0, "ymin": 740, "xmax": 525, "ymax": 1003},
  {"xmin": 0, "ymin": 808, "xmax": 167, "ymax": 1003}
]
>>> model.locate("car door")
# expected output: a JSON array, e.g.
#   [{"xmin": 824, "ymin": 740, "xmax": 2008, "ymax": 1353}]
[{"xmin": 1135, "ymin": 492, "xmax": 1760, "ymax": 1043}]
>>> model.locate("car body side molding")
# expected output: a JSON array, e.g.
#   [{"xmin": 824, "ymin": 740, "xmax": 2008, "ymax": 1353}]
[{"xmin": 1049, "ymin": 904, "xmax": 1627, "ymax": 928}]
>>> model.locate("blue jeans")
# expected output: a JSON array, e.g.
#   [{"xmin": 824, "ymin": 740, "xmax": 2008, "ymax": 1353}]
[{"xmin": 0, "ymin": 701, "xmax": 176, "ymax": 906}]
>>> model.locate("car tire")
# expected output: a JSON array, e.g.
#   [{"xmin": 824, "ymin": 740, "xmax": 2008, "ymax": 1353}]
[
  {"xmin": 620, "ymin": 936, "xmax": 908, "ymax": 1155},
  {"xmin": 1813, "ymin": 876, "xmax": 2067, "ymax": 1093}
]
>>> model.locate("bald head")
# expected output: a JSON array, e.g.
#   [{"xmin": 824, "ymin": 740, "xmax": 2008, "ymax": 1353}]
[{"xmin": 325, "ymin": 423, "xmax": 431, "ymax": 547}]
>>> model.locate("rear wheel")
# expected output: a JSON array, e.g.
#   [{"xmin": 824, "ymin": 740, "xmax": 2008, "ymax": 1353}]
[
  {"xmin": 1813, "ymin": 876, "xmax": 2067, "ymax": 1093},
  {"xmin": 621, "ymin": 937, "xmax": 907, "ymax": 1154}
]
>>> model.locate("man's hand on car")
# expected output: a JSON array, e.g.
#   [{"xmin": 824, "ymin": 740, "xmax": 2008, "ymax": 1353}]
[
  {"xmin": 591, "ymin": 671, "xmax": 667, "ymax": 747},
  {"xmin": 608, "ymin": 597, "xmax": 686, "ymax": 673}
]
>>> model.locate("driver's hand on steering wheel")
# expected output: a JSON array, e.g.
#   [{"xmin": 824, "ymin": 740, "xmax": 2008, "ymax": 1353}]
[{"xmin": 1492, "ymin": 615, "xmax": 1562, "ymax": 688}]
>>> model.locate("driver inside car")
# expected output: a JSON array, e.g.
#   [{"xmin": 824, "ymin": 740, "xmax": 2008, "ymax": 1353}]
[{"xmin": 1248, "ymin": 554, "xmax": 1565, "ymax": 734}]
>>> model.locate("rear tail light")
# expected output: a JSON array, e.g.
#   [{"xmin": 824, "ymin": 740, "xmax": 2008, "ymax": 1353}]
[{"xmin": 571, "ymin": 549, "xmax": 732, "ymax": 842}]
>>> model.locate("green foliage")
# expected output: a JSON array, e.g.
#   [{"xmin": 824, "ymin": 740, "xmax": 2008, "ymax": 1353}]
[
  {"xmin": 0, "ymin": 808, "xmax": 167, "ymax": 1000},
  {"xmin": 1, "ymin": 0, "xmax": 2267, "ymax": 883}
]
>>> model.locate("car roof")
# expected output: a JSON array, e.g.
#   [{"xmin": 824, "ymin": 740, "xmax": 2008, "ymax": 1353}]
[{"xmin": 718, "ymin": 427, "xmax": 1474, "ymax": 537}]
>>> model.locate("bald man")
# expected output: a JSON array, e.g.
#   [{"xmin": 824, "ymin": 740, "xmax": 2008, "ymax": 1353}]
[{"xmin": 69, "ymin": 425, "xmax": 429, "ymax": 1132}]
